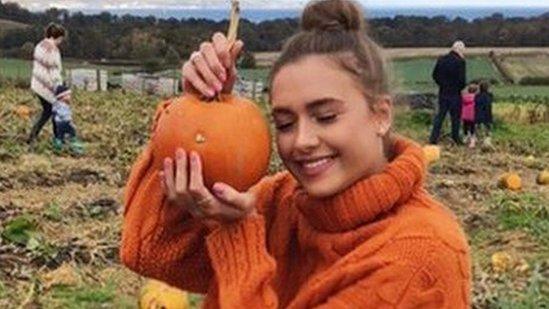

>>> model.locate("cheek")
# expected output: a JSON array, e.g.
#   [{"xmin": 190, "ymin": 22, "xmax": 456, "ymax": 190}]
[
  {"xmin": 275, "ymin": 133, "xmax": 292, "ymax": 160},
  {"xmin": 337, "ymin": 118, "xmax": 382, "ymax": 164}
]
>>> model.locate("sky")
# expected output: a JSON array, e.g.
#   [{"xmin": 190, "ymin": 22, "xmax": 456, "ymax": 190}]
[{"xmin": 6, "ymin": 0, "xmax": 549, "ymax": 11}]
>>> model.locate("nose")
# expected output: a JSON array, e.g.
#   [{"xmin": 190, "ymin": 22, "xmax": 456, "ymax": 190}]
[{"xmin": 294, "ymin": 120, "xmax": 320, "ymax": 152}]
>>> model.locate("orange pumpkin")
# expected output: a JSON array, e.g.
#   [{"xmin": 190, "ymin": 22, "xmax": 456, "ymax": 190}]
[
  {"xmin": 153, "ymin": 94, "xmax": 271, "ymax": 191},
  {"xmin": 498, "ymin": 172, "xmax": 522, "ymax": 191},
  {"xmin": 15, "ymin": 105, "xmax": 32, "ymax": 120}
]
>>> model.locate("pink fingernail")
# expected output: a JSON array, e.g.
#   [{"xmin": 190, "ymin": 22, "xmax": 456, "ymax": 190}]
[
  {"xmin": 214, "ymin": 81, "xmax": 223, "ymax": 92},
  {"xmin": 213, "ymin": 184, "xmax": 224, "ymax": 196}
]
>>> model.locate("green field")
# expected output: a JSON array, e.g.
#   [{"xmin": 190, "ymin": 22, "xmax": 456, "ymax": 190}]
[
  {"xmin": 0, "ymin": 58, "xmax": 32, "ymax": 79},
  {"xmin": 500, "ymin": 54, "xmax": 549, "ymax": 83},
  {"xmin": 392, "ymin": 56, "xmax": 503, "ymax": 92},
  {"xmin": 0, "ymin": 58, "xmax": 141, "ymax": 81},
  {"xmin": 2, "ymin": 56, "xmax": 549, "ymax": 99}
]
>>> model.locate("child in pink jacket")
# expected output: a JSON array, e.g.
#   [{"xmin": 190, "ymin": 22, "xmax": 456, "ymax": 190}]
[{"xmin": 461, "ymin": 84, "xmax": 478, "ymax": 148}]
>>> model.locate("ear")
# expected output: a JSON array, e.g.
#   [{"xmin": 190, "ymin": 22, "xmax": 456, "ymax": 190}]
[{"xmin": 372, "ymin": 95, "xmax": 393, "ymax": 136}]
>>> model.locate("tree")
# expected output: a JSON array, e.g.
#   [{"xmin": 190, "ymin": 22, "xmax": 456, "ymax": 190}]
[
  {"xmin": 239, "ymin": 51, "xmax": 256, "ymax": 69},
  {"xmin": 19, "ymin": 41, "xmax": 34, "ymax": 59},
  {"xmin": 165, "ymin": 46, "xmax": 180, "ymax": 65}
]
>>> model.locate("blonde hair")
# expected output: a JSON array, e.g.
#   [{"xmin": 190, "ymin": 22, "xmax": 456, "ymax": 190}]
[{"xmin": 268, "ymin": 0, "xmax": 389, "ymax": 107}]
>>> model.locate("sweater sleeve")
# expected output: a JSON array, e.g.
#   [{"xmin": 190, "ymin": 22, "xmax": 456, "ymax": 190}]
[
  {"xmin": 204, "ymin": 216, "xmax": 278, "ymax": 308},
  {"xmin": 458, "ymin": 59, "xmax": 466, "ymax": 91},
  {"xmin": 187, "ymin": 173, "xmax": 290, "ymax": 307},
  {"xmin": 120, "ymin": 100, "xmax": 215, "ymax": 293}
]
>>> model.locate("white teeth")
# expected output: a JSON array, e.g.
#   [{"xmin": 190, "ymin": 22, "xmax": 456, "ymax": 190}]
[{"xmin": 304, "ymin": 158, "xmax": 330, "ymax": 169}]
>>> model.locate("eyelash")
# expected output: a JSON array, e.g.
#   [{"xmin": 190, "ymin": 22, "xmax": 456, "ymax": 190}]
[
  {"xmin": 275, "ymin": 114, "xmax": 338, "ymax": 132},
  {"xmin": 275, "ymin": 122, "xmax": 293, "ymax": 132},
  {"xmin": 317, "ymin": 114, "xmax": 337, "ymax": 123}
]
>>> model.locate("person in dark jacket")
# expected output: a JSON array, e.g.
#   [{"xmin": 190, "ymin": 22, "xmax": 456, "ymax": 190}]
[
  {"xmin": 475, "ymin": 80, "xmax": 494, "ymax": 148},
  {"xmin": 429, "ymin": 41, "xmax": 466, "ymax": 145}
]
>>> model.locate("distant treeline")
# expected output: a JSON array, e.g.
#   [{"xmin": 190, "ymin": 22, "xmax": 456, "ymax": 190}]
[{"xmin": 1, "ymin": 1, "xmax": 548, "ymax": 62}]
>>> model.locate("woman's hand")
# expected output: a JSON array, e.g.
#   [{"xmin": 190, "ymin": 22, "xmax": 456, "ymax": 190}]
[
  {"xmin": 181, "ymin": 32, "xmax": 244, "ymax": 98},
  {"xmin": 159, "ymin": 148, "xmax": 257, "ymax": 223}
]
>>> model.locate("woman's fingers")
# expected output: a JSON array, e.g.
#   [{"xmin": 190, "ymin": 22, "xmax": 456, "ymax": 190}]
[
  {"xmin": 175, "ymin": 148, "xmax": 188, "ymax": 195},
  {"xmin": 163, "ymin": 158, "xmax": 177, "ymax": 201},
  {"xmin": 181, "ymin": 33, "xmax": 243, "ymax": 96},
  {"xmin": 230, "ymin": 40, "xmax": 244, "ymax": 62},
  {"xmin": 192, "ymin": 50, "xmax": 223, "ymax": 93},
  {"xmin": 162, "ymin": 150, "xmax": 256, "ymax": 222},
  {"xmin": 182, "ymin": 61, "xmax": 215, "ymax": 97},
  {"xmin": 188, "ymin": 152, "xmax": 214, "ymax": 210},
  {"xmin": 212, "ymin": 32, "xmax": 231, "ymax": 68},
  {"xmin": 212, "ymin": 182, "xmax": 254, "ymax": 212},
  {"xmin": 200, "ymin": 42, "xmax": 226, "ymax": 83}
]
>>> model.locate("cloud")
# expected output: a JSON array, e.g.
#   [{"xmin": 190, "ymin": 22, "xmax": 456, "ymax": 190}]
[
  {"xmin": 9, "ymin": 0, "xmax": 307, "ymax": 10},
  {"xmin": 8, "ymin": 0, "xmax": 549, "ymax": 11}
]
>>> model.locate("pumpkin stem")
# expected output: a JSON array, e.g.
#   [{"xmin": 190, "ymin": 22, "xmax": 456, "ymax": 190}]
[
  {"xmin": 214, "ymin": 0, "xmax": 241, "ymax": 102},
  {"xmin": 227, "ymin": 0, "xmax": 240, "ymax": 45}
]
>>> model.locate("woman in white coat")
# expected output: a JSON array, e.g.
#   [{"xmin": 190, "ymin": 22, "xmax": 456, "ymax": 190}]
[{"xmin": 27, "ymin": 23, "xmax": 66, "ymax": 145}]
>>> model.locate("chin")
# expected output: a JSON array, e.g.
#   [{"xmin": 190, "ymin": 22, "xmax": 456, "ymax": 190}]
[{"xmin": 299, "ymin": 176, "xmax": 345, "ymax": 198}]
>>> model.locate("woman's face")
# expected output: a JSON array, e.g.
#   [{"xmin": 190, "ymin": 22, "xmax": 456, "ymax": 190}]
[{"xmin": 271, "ymin": 55, "xmax": 392, "ymax": 198}]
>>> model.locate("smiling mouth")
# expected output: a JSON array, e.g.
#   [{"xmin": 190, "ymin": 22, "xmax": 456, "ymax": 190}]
[{"xmin": 296, "ymin": 155, "xmax": 337, "ymax": 178}]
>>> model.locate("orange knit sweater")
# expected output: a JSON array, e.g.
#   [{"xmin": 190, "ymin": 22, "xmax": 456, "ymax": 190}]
[{"xmin": 121, "ymin": 106, "xmax": 471, "ymax": 308}]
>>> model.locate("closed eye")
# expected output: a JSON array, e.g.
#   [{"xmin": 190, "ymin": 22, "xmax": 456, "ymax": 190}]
[
  {"xmin": 316, "ymin": 114, "xmax": 338, "ymax": 123},
  {"xmin": 275, "ymin": 121, "xmax": 294, "ymax": 132}
]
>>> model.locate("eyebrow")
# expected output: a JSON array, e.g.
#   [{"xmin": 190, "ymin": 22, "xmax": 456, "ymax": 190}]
[{"xmin": 272, "ymin": 97, "xmax": 344, "ymax": 115}]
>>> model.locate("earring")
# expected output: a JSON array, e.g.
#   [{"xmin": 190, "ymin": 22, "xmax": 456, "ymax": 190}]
[{"xmin": 377, "ymin": 124, "xmax": 386, "ymax": 137}]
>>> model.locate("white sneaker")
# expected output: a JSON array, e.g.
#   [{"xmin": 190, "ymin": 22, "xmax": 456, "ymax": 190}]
[{"xmin": 469, "ymin": 136, "xmax": 477, "ymax": 149}]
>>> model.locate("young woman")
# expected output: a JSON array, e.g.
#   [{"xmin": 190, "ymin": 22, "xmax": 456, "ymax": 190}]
[
  {"xmin": 27, "ymin": 23, "xmax": 66, "ymax": 145},
  {"xmin": 121, "ymin": 1, "xmax": 471, "ymax": 307}
]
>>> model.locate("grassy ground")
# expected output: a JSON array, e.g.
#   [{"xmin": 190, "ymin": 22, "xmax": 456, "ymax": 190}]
[{"xmin": 0, "ymin": 87, "xmax": 548, "ymax": 308}]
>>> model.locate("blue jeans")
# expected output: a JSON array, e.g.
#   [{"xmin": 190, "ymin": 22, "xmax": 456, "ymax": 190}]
[
  {"xmin": 54, "ymin": 121, "xmax": 76, "ymax": 142},
  {"xmin": 429, "ymin": 94, "xmax": 462, "ymax": 144}
]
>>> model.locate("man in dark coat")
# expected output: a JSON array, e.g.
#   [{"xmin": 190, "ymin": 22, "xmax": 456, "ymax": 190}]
[{"xmin": 429, "ymin": 41, "xmax": 466, "ymax": 145}]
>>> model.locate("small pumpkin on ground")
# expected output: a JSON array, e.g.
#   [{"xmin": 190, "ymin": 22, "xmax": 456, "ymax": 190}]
[
  {"xmin": 537, "ymin": 170, "xmax": 549, "ymax": 185},
  {"xmin": 139, "ymin": 280, "xmax": 189, "ymax": 309},
  {"xmin": 15, "ymin": 105, "xmax": 32, "ymax": 120},
  {"xmin": 422, "ymin": 145, "xmax": 441, "ymax": 165},
  {"xmin": 498, "ymin": 172, "xmax": 522, "ymax": 191},
  {"xmin": 491, "ymin": 251, "xmax": 513, "ymax": 273}
]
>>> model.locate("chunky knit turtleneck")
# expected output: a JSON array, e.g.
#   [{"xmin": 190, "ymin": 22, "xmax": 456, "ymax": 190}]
[
  {"xmin": 121, "ymin": 119, "xmax": 471, "ymax": 309},
  {"xmin": 296, "ymin": 138, "xmax": 425, "ymax": 232}
]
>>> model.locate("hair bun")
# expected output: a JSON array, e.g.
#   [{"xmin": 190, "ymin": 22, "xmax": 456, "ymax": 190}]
[{"xmin": 301, "ymin": 0, "xmax": 366, "ymax": 32}]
